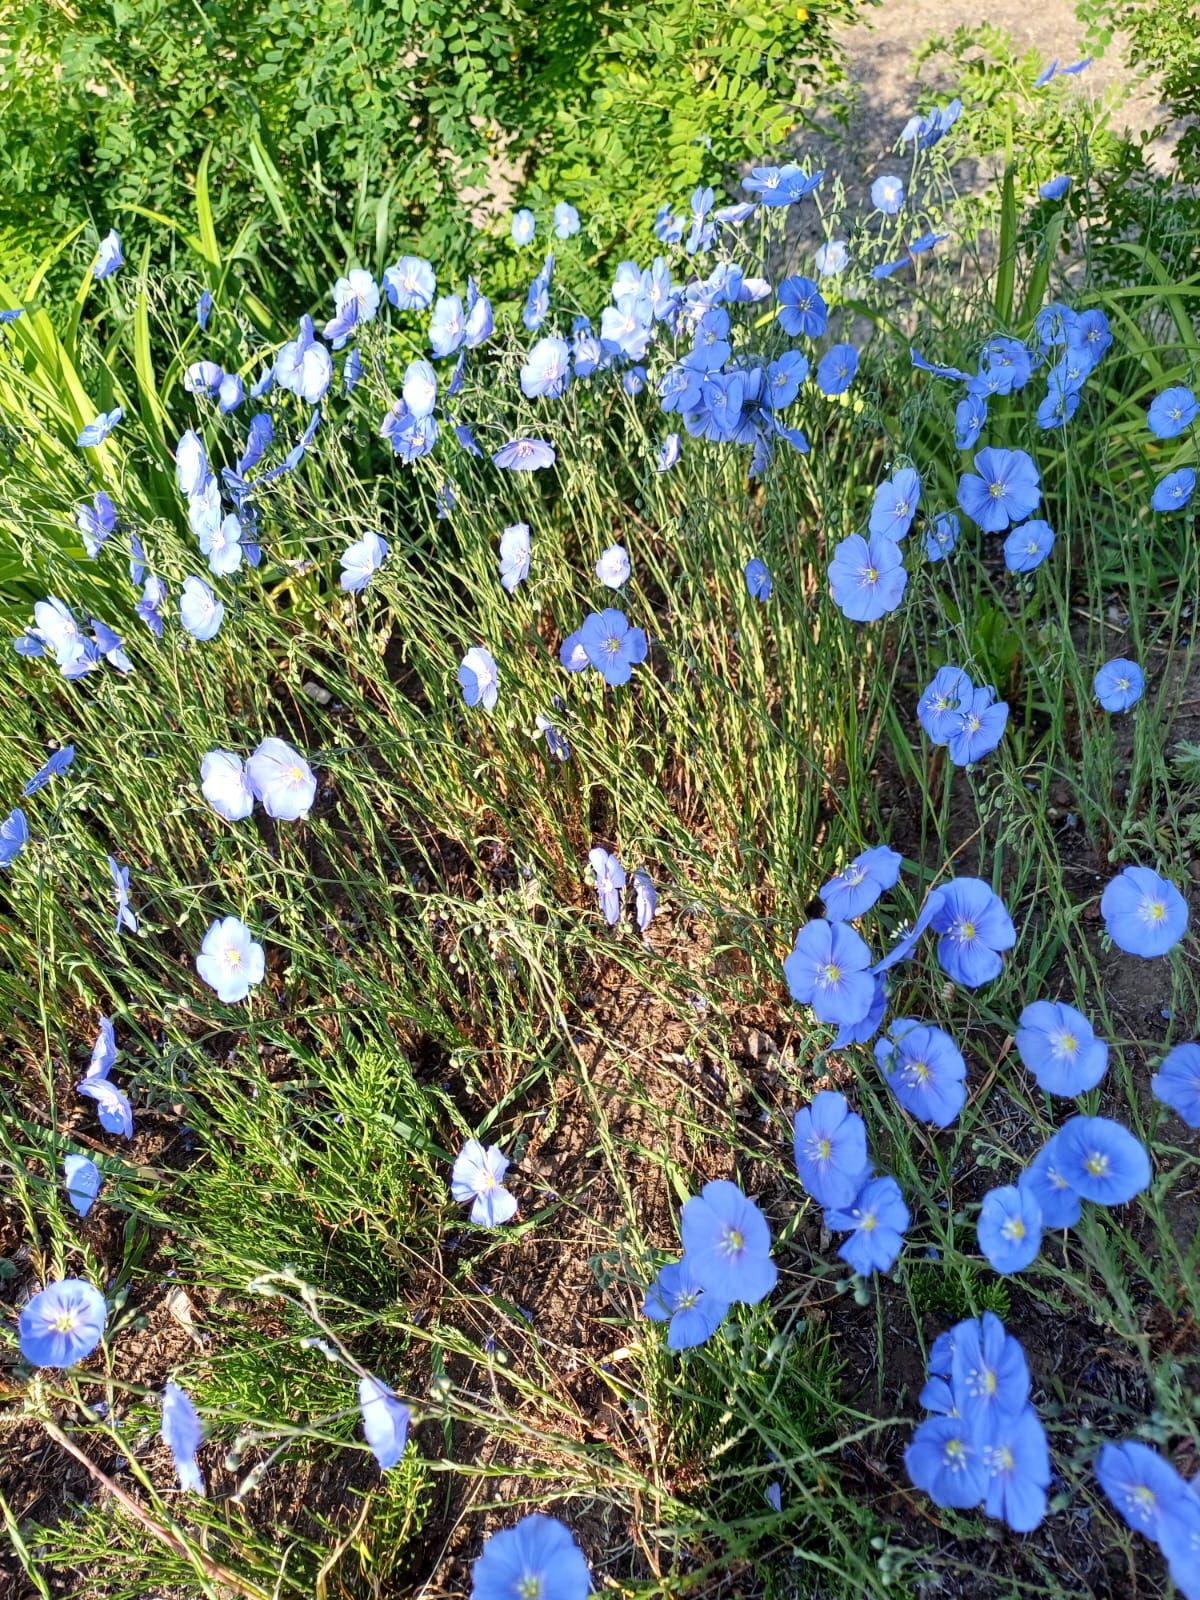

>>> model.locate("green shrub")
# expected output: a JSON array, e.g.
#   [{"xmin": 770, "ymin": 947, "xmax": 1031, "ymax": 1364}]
[{"xmin": 0, "ymin": 0, "xmax": 864, "ymax": 310}]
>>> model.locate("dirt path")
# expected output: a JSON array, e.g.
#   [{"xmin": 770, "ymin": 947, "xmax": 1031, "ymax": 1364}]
[{"xmin": 822, "ymin": 0, "xmax": 1169, "ymax": 166}]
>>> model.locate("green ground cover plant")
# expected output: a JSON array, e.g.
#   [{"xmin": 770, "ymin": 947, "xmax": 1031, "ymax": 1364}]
[{"xmin": 0, "ymin": 37, "xmax": 1199, "ymax": 1600}]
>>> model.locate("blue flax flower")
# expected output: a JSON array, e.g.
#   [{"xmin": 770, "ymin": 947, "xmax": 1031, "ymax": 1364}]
[
  {"xmin": 816, "ymin": 344, "xmax": 858, "ymax": 397},
  {"xmin": 384, "ymin": 256, "xmax": 436, "ymax": 311},
  {"xmin": 1147, "ymin": 385, "xmax": 1198, "ymax": 439},
  {"xmin": 875, "ymin": 1019, "xmax": 967, "ymax": 1127},
  {"xmin": 977, "ymin": 1184, "xmax": 1043, "ymax": 1274},
  {"xmin": 1160, "ymin": 1491, "xmax": 1200, "ymax": 1598},
  {"xmin": 657, "ymin": 433, "xmax": 681, "ymax": 472},
  {"xmin": 107, "ymin": 855, "xmax": 137, "ymax": 934},
  {"xmin": 792, "ymin": 1091, "xmax": 869, "ymax": 1209},
  {"xmin": 1151, "ymin": 1042, "xmax": 1200, "ymax": 1128},
  {"xmin": 917, "ymin": 666, "xmax": 971, "ymax": 743},
  {"xmin": 246, "ymin": 738, "xmax": 316, "ymax": 822},
  {"xmin": 869, "ymin": 468, "xmax": 921, "ymax": 540},
  {"xmin": 0, "ymin": 808, "xmax": 27, "ymax": 868},
  {"xmin": 64, "ymin": 1153, "xmax": 102, "ymax": 1217},
  {"xmin": 821, "ymin": 844, "xmax": 902, "ymax": 921},
  {"xmin": 765, "ymin": 351, "xmax": 809, "ymax": 409},
  {"xmin": 94, "ymin": 230, "xmax": 122, "ymax": 279},
  {"xmin": 358, "ymin": 1375, "xmax": 410, "ymax": 1470},
  {"xmin": 451, "ymin": 1139, "xmax": 517, "ymax": 1226},
  {"xmin": 950, "ymin": 1311, "xmax": 1030, "ymax": 1426},
  {"xmin": 196, "ymin": 916, "xmax": 265, "ymax": 1003},
  {"xmin": 814, "ymin": 240, "xmax": 849, "ymax": 276},
  {"xmin": 830, "ymin": 976, "xmax": 887, "ymax": 1049},
  {"xmin": 76, "ymin": 408, "xmax": 123, "ymax": 448},
  {"xmin": 498, "ymin": 524, "xmax": 530, "ymax": 593},
  {"xmin": 83, "ymin": 1081, "xmax": 126, "ymax": 1159},
  {"xmin": 179, "ymin": 577, "xmax": 223, "ymax": 641},
  {"xmin": 162, "ymin": 1382, "xmax": 205, "ymax": 1493},
  {"xmin": 931, "ymin": 877, "xmax": 1016, "ymax": 987},
  {"xmin": 578, "ymin": 609, "xmax": 647, "ymax": 687},
  {"xmin": 776, "ymin": 276, "xmax": 827, "ymax": 339},
  {"xmin": 428, "ymin": 294, "xmax": 465, "ymax": 357},
  {"xmin": 201, "ymin": 751, "xmax": 254, "ymax": 822},
  {"xmin": 23, "ymin": 745, "xmax": 74, "ymax": 797},
  {"xmin": 978, "ymin": 337, "xmax": 1033, "ymax": 395},
  {"xmin": 510, "ymin": 208, "xmax": 535, "ymax": 246},
  {"xmin": 827, "ymin": 1176, "xmax": 909, "ymax": 1276},
  {"xmin": 871, "ymin": 175, "xmax": 904, "ymax": 213},
  {"xmin": 1055, "ymin": 1115, "xmax": 1150, "ymax": 1205},
  {"xmin": 552, "ymin": 201, "xmax": 580, "ymax": 239},
  {"xmin": 1093, "ymin": 658, "xmax": 1144, "ymax": 712},
  {"xmin": 955, "ymin": 392, "xmax": 987, "ymax": 450},
  {"xmin": 76, "ymin": 491, "xmax": 116, "ymax": 558},
  {"xmin": 195, "ymin": 289, "xmax": 213, "ymax": 329},
  {"xmin": 458, "ymin": 647, "xmax": 499, "ymax": 711},
  {"xmin": 925, "ymin": 511, "xmax": 960, "ymax": 561},
  {"xmin": 906, "ymin": 1414, "xmax": 988, "ymax": 1509},
  {"xmin": 1019, "ymin": 1135, "xmax": 1082, "ymax": 1229},
  {"xmin": 589, "ymin": 847, "xmax": 625, "ymax": 925},
  {"xmin": 911, "ymin": 348, "xmax": 972, "ymax": 382},
  {"xmin": 402, "ymin": 359, "xmax": 437, "ymax": 418},
  {"xmin": 534, "ymin": 712, "xmax": 569, "ymax": 763},
  {"xmin": 642, "ymin": 1258, "xmax": 730, "ymax": 1349},
  {"xmin": 595, "ymin": 544, "xmax": 630, "ymax": 589},
  {"xmin": 470, "ymin": 1514, "xmax": 590, "ymax": 1600},
  {"xmin": 680, "ymin": 1179, "xmax": 776, "ymax": 1305},
  {"xmin": 1096, "ymin": 1440, "xmax": 1188, "ymax": 1540},
  {"xmin": 1101, "ymin": 865, "xmax": 1188, "ymax": 957},
  {"xmin": 957, "ymin": 446, "xmax": 1041, "ymax": 532},
  {"xmin": 521, "ymin": 336, "xmax": 571, "ymax": 400},
  {"xmin": 783, "ymin": 919, "xmax": 875, "ymax": 1028},
  {"xmin": 633, "ymin": 868, "xmax": 657, "ymax": 932},
  {"xmin": 1151, "ymin": 467, "xmax": 1195, "ymax": 512},
  {"xmin": 984, "ymin": 1406, "xmax": 1050, "ymax": 1531},
  {"xmin": 1016, "ymin": 1000, "xmax": 1108, "ymax": 1095},
  {"xmin": 946, "ymin": 685, "xmax": 1009, "ymax": 766},
  {"xmin": 1039, "ymin": 175, "xmax": 1071, "ymax": 201},
  {"xmin": 176, "ymin": 429, "xmax": 207, "ymax": 495},
  {"xmin": 18, "ymin": 1279, "xmax": 107, "ymax": 1368},
  {"xmin": 744, "ymin": 558, "xmax": 772, "ymax": 601},
  {"xmin": 493, "ymin": 438, "xmax": 556, "ymax": 472},
  {"xmin": 1003, "ymin": 519, "xmax": 1055, "ymax": 572},
  {"xmin": 340, "ymin": 530, "xmax": 388, "ymax": 593},
  {"xmin": 828, "ymin": 533, "xmax": 907, "ymax": 622}
]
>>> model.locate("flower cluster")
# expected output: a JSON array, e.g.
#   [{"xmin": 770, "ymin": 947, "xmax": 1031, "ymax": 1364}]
[{"xmin": 906, "ymin": 1312, "xmax": 1050, "ymax": 1532}]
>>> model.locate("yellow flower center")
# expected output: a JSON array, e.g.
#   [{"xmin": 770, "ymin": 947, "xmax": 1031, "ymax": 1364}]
[
  {"xmin": 1145, "ymin": 899, "xmax": 1166, "ymax": 922},
  {"xmin": 816, "ymin": 1137, "xmax": 832, "ymax": 1161},
  {"xmin": 53, "ymin": 1311, "xmax": 77, "ymax": 1334},
  {"xmin": 823, "ymin": 963, "xmax": 842, "ymax": 985},
  {"xmin": 1003, "ymin": 1218, "xmax": 1026, "ymax": 1241},
  {"xmin": 1086, "ymin": 1152, "xmax": 1109, "ymax": 1177}
]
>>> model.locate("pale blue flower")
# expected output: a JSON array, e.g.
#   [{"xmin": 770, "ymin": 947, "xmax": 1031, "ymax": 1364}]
[
  {"xmin": 358, "ymin": 1375, "xmax": 410, "ymax": 1470},
  {"xmin": 162, "ymin": 1382, "xmax": 205, "ymax": 1493},
  {"xmin": 458, "ymin": 647, "xmax": 499, "ymax": 711},
  {"xmin": 451, "ymin": 1139, "xmax": 517, "ymax": 1225},
  {"xmin": 498, "ymin": 524, "xmax": 530, "ymax": 593},
  {"xmin": 196, "ymin": 915, "xmax": 265, "ymax": 1003},
  {"xmin": 246, "ymin": 737, "xmax": 316, "ymax": 822},
  {"xmin": 340, "ymin": 530, "xmax": 388, "ymax": 593},
  {"xmin": 200, "ymin": 750, "xmax": 254, "ymax": 822},
  {"xmin": 179, "ymin": 577, "xmax": 223, "ymax": 641}
]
